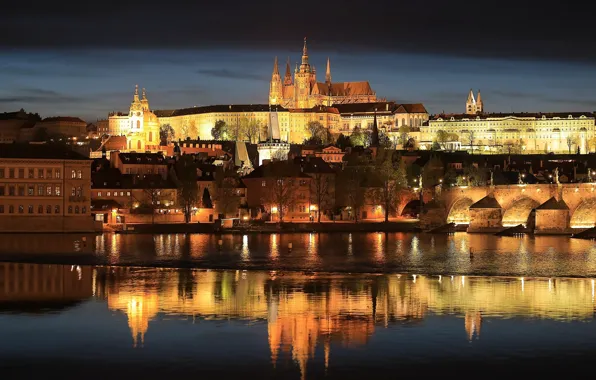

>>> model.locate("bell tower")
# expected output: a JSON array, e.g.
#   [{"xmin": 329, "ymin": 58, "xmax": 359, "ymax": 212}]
[
  {"xmin": 294, "ymin": 38, "xmax": 315, "ymax": 109},
  {"xmin": 269, "ymin": 57, "xmax": 283, "ymax": 106}
]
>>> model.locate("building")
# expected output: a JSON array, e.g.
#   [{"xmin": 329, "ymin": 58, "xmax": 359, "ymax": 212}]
[
  {"xmin": 257, "ymin": 111, "xmax": 290, "ymax": 166},
  {"xmin": 110, "ymin": 151, "xmax": 168, "ymax": 179},
  {"xmin": 0, "ymin": 109, "xmax": 41, "ymax": 143},
  {"xmin": 421, "ymin": 91, "xmax": 595, "ymax": 154},
  {"xmin": 301, "ymin": 145, "xmax": 345, "ymax": 164},
  {"xmin": 35, "ymin": 116, "xmax": 88, "ymax": 138},
  {"xmin": 269, "ymin": 39, "xmax": 377, "ymax": 108},
  {"xmin": 108, "ymin": 86, "xmax": 160, "ymax": 152},
  {"xmin": 0, "ymin": 144, "xmax": 94, "ymax": 232}
]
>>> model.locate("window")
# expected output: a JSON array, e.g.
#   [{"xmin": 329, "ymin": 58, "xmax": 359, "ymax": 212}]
[
  {"xmin": 0, "ymin": 168, "xmax": 3, "ymax": 178},
  {"xmin": 120, "ymin": 191, "xmax": 124, "ymax": 196},
  {"xmin": 68, "ymin": 206, "xmax": 73, "ymax": 214},
  {"xmin": 107, "ymin": 191, "xmax": 111, "ymax": 196},
  {"xmin": 82, "ymin": 206, "xmax": 86, "ymax": 214},
  {"xmin": 0, "ymin": 186, "xmax": 4, "ymax": 196},
  {"xmin": 55, "ymin": 205, "xmax": 60, "ymax": 214},
  {"xmin": 46, "ymin": 186, "xmax": 52, "ymax": 196},
  {"xmin": 38, "ymin": 169, "xmax": 44, "ymax": 179},
  {"xmin": 28, "ymin": 186, "xmax": 34, "ymax": 196},
  {"xmin": 9, "ymin": 169, "xmax": 14, "ymax": 178},
  {"xmin": 149, "ymin": 131, "xmax": 152, "ymax": 142},
  {"xmin": 77, "ymin": 170, "xmax": 82, "ymax": 179},
  {"xmin": 71, "ymin": 170, "xmax": 76, "ymax": 179},
  {"xmin": 38, "ymin": 186, "xmax": 43, "ymax": 196},
  {"xmin": 75, "ymin": 206, "xmax": 79, "ymax": 214},
  {"xmin": 28, "ymin": 168, "xmax": 34, "ymax": 178},
  {"xmin": 46, "ymin": 205, "xmax": 51, "ymax": 214},
  {"xmin": 71, "ymin": 188, "xmax": 75, "ymax": 196},
  {"xmin": 47, "ymin": 169, "xmax": 52, "ymax": 178},
  {"xmin": 55, "ymin": 186, "xmax": 61, "ymax": 196},
  {"xmin": 18, "ymin": 186, "xmax": 24, "ymax": 196},
  {"xmin": 38, "ymin": 205, "xmax": 43, "ymax": 214},
  {"xmin": 28, "ymin": 205, "xmax": 33, "ymax": 214},
  {"xmin": 262, "ymin": 180, "xmax": 266, "ymax": 187},
  {"xmin": 76, "ymin": 187, "xmax": 82, "ymax": 197},
  {"xmin": 97, "ymin": 192, "xmax": 102, "ymax": 197},
  {"xmin": 127, "ymin": 192, "xmax": 131, "ymax": 196},
  {"xmin": 137, "ymin": 140, "xmax": 141, "ymax": 149},
  {"xmin": 18, "ymin": 168, "xmax": 24, "ymax": 178},
  {"xmin": 0, "ymin": 205, "xmax": 3, "ymax": 213},
  {"xmin": 9, "ymin": 205, "xmax": 14, "ymax": 214},
  {"xmin": 55, "ymin": 170, "xmax": 61, "ymax": 179},
  {"xmin": 18, "ymin": 205, "xmax": 24, "ymax": 214}
]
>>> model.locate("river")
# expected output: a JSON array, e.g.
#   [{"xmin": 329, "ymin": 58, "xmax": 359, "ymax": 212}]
[{"xmin": 1, "ymin": 232, "xmax": 596, "ymax": 277}]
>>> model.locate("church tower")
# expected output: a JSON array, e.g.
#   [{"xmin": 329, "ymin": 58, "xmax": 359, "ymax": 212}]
[
  {"xmin": 294, "ymin": 38, "xmax": 316, "ymax": 109},
  {"xmin": 465, "ymin": 89, "xmax": 477, "ymax": 115},
  {"xmin": 269, "ymin": 57, "xmax": 283, "ymax": 106},
  {"xmin": 476, "ymin": 90, "xmax": 483, "ymax": 113},
  {"xmin": 283, "ymin": 58, "xmax": 293, "ymax": 86},
  {"xmin": 325, "ymin": 57, "xmax": 331, "ymax": 85}
]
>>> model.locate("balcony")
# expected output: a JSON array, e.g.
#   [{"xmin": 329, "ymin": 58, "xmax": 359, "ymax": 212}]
[{"xmin": 69, "ymin": 196, "xmax": 87, "ymax": 202}]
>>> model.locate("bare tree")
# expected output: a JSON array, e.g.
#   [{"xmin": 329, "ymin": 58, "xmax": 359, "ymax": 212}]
[
  {"xmin": 174, "ymin": 155, "xmax": 199, "ymax": 223},
  {"xmin": 566, "ymin": 134, "xmax": 579, "ymax": 154},
  {"xmin": 261, "ymin": 162, "xmax": 299, "ymax": 223},
  {"xmin": 180, "ymin": 125, "xmax": 190, "ymax": 140},
  {"xmin": 467, "ymin": 131, "xmax": 476, "ymax": 154},
  {"xmin": 309, "ymin": 172, "xmax": 334, "ymax": 222},
  {"xmin": 140, "ymin": 188, "xmax": 161, "ymax": 224},
  {"xmin": 338, "ymin": 164, "xmax": 367, "ymax": 222},
  {"xmin": 372, "ymin": 150, "xmax": 407, "ymax": 222},
  {"xmin": 215, "ymin": 176, "xmax": 242, "ymax": 218},
  {"xmin": 244, "ymin": 119, "xmax": 261, "ymax": 144}
]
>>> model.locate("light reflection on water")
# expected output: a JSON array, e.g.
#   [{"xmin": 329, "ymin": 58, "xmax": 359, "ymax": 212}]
[
  {"xmin": 2, "ymin": 263, "xmax": 596, "ymax": 377},
  {"xmin": 2, "ymin": 232, "xmax": 596, "ymax": 277}
]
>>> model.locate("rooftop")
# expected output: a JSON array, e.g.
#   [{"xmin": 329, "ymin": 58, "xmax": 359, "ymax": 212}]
[
  {"xmin": 41, "ymin": 116, "xmax": 87, "ymax": 124},
  {"xmin": 0, "ymin": 143, "xmax": 89, "ymax": 160}
]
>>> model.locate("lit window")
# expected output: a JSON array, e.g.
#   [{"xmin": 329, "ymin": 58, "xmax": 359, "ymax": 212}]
[
  {"xmin": 55, "ymin": 186, "xmax": 61, "ymax": 196},
  {"xmin": 71, "ymin": 170, "xmax": 76, "ymax": 179},
  {"xmin": 77, "ymin": 170, "xmax": 82, "ymax": 179}
]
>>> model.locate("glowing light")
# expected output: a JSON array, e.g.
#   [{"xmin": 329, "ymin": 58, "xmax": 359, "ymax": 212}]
[
  {"xmin": 271, "ymin": 206, "xmax": 278, "ymax": 213},
  {"xmin": 309, "ymin": 205, "xmax": 317, "ymax": 211},
  {"xmin": 521, "ymin": 277, "xmax": 525, "ymax": 292},
  {"xmin": 243, "ymin": 216, "xmax": 249, "ymax": 220}
]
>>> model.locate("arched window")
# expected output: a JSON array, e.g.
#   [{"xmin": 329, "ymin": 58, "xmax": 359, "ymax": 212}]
[
  {"xmin": 149, "ymin": 131, "xmax": 152, "ymax": 142},
  {"xmin": 38, "ymin": 205, "xmax": 43, "ymax": 214},
  {"xmin": 401, "ymin": 118, "xmax": 405, "ymax": 126},
  {"xmin": 136, "ymin": 120, "xmax": 141, "ymax": 129},
  {"xmin": 46, "ymin": 205, "xmax": 51, "ymax": 214},
  {"xmin": 137, "ymin": 140, "xmax": 141, "ymax": 149},
  {"xmin": 75, "ymin": 206, "xmax": 79, "ymax": 214},
  {"xmin": 77, "ymin": 170, "xmax": 82, "ymax": 179},
  {"xmin": 82, "ymin": 206, "xmax": 86, "ymax": 214},
  {"xmin": 76, "ymin": 186, "xmax": 82, "ymax": 197},
  {"xmin": 128, "ymin": 140, "xmax": 132, "ymax": 149},
  {"xmin": 71, "ymin": 170, "xmax": 76, "ymax": 179},
  {"xmin": 68, "ymin": 206, "xmax": 73, "ymax": 214}
]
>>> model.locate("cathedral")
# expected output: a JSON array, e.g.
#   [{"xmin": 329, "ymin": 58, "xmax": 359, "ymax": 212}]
[{"xmin": 269, "ymin": 39, "xmax": 377, "ymax": 109}]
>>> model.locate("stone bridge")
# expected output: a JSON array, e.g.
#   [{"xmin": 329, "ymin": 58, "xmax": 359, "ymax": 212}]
[{"xmin": 419, "ymin": 183, "xmax": 596, "ymax": 233}]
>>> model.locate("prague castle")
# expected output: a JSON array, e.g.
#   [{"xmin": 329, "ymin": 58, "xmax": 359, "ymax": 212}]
[{"xmin": 269, "ymin": 38, "xmax": 377, "ymax": 108}]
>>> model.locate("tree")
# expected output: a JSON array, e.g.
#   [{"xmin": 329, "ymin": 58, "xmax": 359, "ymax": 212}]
[
  {"xmin": 138, "ymin": 188, "xmax": 161, "ymax": 224},
  {"xmin": 398, "ymin": 125, "xmax": 411, "ymax": 147},
  {"xmin": 188, "ymin": 121, "xmax": 198, "ymax": 140},
  {"xmin": 372, "ymin": 150, "xmax": 407, "ymax": 222},
  {"xmin": 175, "ymin": 155, "xmax": 199, "ymax": 223},
  {"xmin": 309, "ymin": 171, "xmax": 334, "ymax": 223},
  {"xmin": 431, "ymin": 141, "xmax": 441, "ymax": 151},
  {"xmin": 435, "ymin": 130, "xmax": 449, "ymax": 149},
  {"xmin": 160, "ymin": 124, "xmax": 176, "ymax": 145},
  {"xmin": 338, "ymin": 163, "xmax": 368, "ymax": 222},
  {"xmin": 215, "ymin": 176, "xmax": 242, "ymax": 218},
  {"xmin": 335, "ymin": 134, "xmax": 352, "ymax": 150},
  {"xmin": 466, "ymin": 131, "xmax": 476, "ymax": 154},
  {"xmin": 462, "ymin": 164, "xmax": 487, "ymax": 186},
  {"xmin": 261, "ymin": 162, "xmax": 299, "ymax": 222},
  {"xmin": 378, "ymin": 131, "xmax": 392, "ymax": 149},
  {"xmin": 211, "ymin": 120, "xmax": 228, "ymax": 140},
  {"xmin": 244, "ymin": 119, "xmax": 261, "ymax": 143},
  {"xmin": 180, "ymin": 125, "xmax": 190, "ymax": 140},
  {"xmin": 201, "ymin": 187, "xmax": 213, "ymax": 208},
  {"xmin": 566, "ymin": 134, "xmax": 579, "ymax": 154},
  {"xmin": 588, "ymin": 137, "xmax": 596, "ymax": 153},
  {"xmin": 350, "ymin": 126, "xmax": 367, "ymax": 147},
  {"xmin": 272, "ymin": 149, "xmax": 288, "ymax": 161},
  {"xmin": 305, "ymin": 121, "xmax": 331, "ymax": 145}
]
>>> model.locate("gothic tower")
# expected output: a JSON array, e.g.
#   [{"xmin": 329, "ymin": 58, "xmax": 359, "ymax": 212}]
[
  {"xmin": 294, "ymin": 38, "xmax": 316, "ymax": 109},
  {"xmin": 269, "ymin": 56, "xmax": 283, "ymax": 106},
  {"xmin": 283, "ymin": 57, "xmax": 293, "ymax": 86},
  {"xmin": 476, "ymin": 90, "xmax": 483, "ymax": 113},
  {"xmin": 325, "ymin": 57, "xmax": 331, "ymax": 85},
  {"xmin": 465, "ymin": 89, "xmax": 477, "ymax": 115}
]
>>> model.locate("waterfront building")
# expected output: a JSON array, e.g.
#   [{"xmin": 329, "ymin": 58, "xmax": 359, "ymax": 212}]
[
  {"xmin": 0, "ymin": 144, "xmax": 94, "ymax": 232},
  {"xmin": 421, "ymin": 91, "xmax": 596, "ymax": 154}
]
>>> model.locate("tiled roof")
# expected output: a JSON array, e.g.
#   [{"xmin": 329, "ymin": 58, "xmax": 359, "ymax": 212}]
[
  {"xmin": 432, "ymin": 112, "xmax": 594, "ymax": 120},
  {"xmin": 333, "ymin": 102, "xmax": 396, "ymax": 114},
  {"xmin": 397, "ymin": 104, "xmax": 428, "ymax": 114},
  {"xmin": 41, "ymin": 116, "xmax": 87, "ymax": 123},
  {"xmin": 96, "ymin": 136, "xmax": 127, "ymax": 152},
  {"xmin": 0, "ymin": 143, "xmax": 89, "ymax": 160},
  {"xmin": 117, "ymin": 152, "xmax": 166, "ymax": 165},
  {"xmin": 312, "ymin": 81, "xmax": 374, "ymax": 96},
  {"xmin": 155, "ymin": 104, "xmax": 287, "ymax": 117}
]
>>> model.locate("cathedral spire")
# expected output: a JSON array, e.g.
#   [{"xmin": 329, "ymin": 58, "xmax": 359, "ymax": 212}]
[
  {"xmin": 272, "ymin": 56, "xmax": 280, "ymax": 76},
  {"xmin": 301, "ymin": 37, "xmax": 309, "ymax": 67},
  {"xmin": 284, "ymin": 57, "xmax": 292, "ymax": 86},
  {"xmin": 325, "ymin": 57, "xmax": 331, "ymax": 84},
  {"xmin": 467, "ymin": 88, "xmax": 475, "ymax": 104},
  {"xmin": 133, "ymin": 85, "xmax": 139, "ymax": 101}
]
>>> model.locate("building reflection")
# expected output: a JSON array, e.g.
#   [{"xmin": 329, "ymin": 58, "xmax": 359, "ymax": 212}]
[
  {"xmin": 93, "ymin": 268, "xmax": 596, "ymax": 379},
  {"xmin": 0, "ymin": 263, "xmax": 93, "ymax": 311}
]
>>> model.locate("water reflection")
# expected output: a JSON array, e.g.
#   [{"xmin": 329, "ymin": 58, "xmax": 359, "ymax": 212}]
[{"xmin": 3, "ymin": 263, "xmax": 596, "ymax": 378}]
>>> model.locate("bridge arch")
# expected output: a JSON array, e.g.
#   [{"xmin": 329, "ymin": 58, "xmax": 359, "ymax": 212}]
[
  {"xmin": 502, "ymin": 197, "xmax": 540, "ymax": 227},
  {"xmin": 570, "ymin": 197, "xmax": 596, "ymax": 228},
  {"xmin": 447, "ymin": 197, "xmax": 474, "ymax": 224}
]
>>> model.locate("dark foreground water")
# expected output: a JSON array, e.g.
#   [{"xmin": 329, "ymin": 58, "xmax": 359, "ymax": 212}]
[
  {"xmin": 1, "ymin": 263, "xmax": 596, "ymax": 378},
  {"xmin": 1, "ymin": 232, "xmax": 596, "ymax": 276}
]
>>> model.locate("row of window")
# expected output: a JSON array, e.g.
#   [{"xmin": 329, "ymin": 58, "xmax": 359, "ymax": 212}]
[
  {"xmin": 0, "ymin": 205, "xmax": 87, "ymax": 214},
  {"xmin": 0, "ymin": 168, "xmax": 61, "ymax": 180},
  {"xmin": 0, "ymin": 184, "xmax": 61, "ymax": 197},
  {"xmin": 96, "ymin": 191, "xmax": 132, "ymax": 197}
]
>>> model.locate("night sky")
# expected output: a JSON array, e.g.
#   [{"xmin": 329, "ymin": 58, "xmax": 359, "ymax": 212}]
[{"xmin": 1, "ymin": 0, "xmax": 596, "ymax": 122}]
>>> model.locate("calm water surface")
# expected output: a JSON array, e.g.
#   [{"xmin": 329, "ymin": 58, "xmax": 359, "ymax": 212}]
[
  {"xmin": 1, "ymin": 263, "xmax": 596, "ymax": 378},
  {"xmin": 1, "ymin": 232, "xmax": 596, "ymax": 277}
]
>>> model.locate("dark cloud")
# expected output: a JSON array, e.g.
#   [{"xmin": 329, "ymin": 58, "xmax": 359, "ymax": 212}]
[
  {"xmin": 196, "ymin": 69, "xmax": 267, "ymax": 81},
  {"xmin": 1, "ymin": 0, "xmax": 595, "ymax": 64},
  {"xmin": 0, "ymin": 88, "xmax": 81, "ymax": 105}
]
